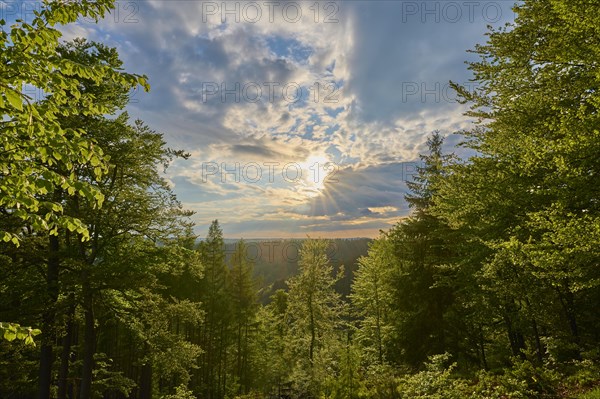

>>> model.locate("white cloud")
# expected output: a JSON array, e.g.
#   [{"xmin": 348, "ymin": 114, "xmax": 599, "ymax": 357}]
[{"xmin": 54, "ymin": 0, "xmax": 506, "ymax": 236}]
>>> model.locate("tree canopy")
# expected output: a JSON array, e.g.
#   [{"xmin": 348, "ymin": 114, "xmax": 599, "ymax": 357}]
[{"xmin": 0, "ymin": 0, "xmax": 148, "ymax": 245}]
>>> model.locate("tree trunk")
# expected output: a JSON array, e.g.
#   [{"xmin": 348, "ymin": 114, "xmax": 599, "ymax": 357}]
[
  {"xmin": 79, "ymin": 278, "xmax": 95, "ymax": 399},
  {"xmin": 139, "ymin": 351, "xmax": 152, "ymax": 399},
  {"xmin": 504, "ymin": 313, "xmax": 526, "ymax": 359},
  {"xmin": 479, "ymin": 325, "xmax": 488, "ymax": 370},
  {"xmin": 556, "ymin": 284, "xmax": 581, "ymax": 359},
  {"xmin": 237, "ymin": 322, "xmax": 242, "ymax": 386},
  {"xmin": 531, "ymin": 318, "xmax": 543, "ymax": 363},
  {"xmin": 58, "ymin": 301, "xmax": 75, "ymax": 399},
  {"xmin": 38, "ymin": 342, "xmax": 54, "ymax": 399},
  {"xmin": 39, "ymin": 234, "xmax": 60, "ymax": 399},
  {"xmin": 308, "ymin": 294, "xmax": 315, "ymax": 363},
  {"xmin": 219, "ymin": 322, "xmax": 227, "ymax": 399}
]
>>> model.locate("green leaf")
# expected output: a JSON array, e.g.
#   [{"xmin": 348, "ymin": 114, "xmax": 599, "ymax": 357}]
[
  {"xmin": 5, "ymin": 90, "xmax": 22, "ymax": 111},
  {"xmin": 3, "ymin": 329, "xmax": 16, "ymax": 341},
  {"xmin": 0, "ymin": 232, "xmax": 10, "ymax": 243}
]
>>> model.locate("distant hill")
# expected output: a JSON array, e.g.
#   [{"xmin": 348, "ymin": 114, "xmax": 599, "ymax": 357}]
[{"xmin": 221, "ymin": 238, "xmax": 372, "ymax": 302}]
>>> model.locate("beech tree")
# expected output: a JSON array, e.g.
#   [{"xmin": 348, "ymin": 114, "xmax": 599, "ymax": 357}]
[
  {"xmin": 0, "ymin": 0, "xmax": 147, "ymax": 354},
  {"xmin": 438, "ymin": 0, "xmax": 600, "ymax": 364},
  {"xmin": 0, "ymin": 0, "xmax": 148, "ymax": 244}
]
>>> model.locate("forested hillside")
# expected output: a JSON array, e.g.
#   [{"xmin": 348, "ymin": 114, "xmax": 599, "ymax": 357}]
[
  {"xmin": 1, "ymin": 0, "xmax": 599, "ymax": 398},
  {"xmin": 221, "ymin": 239, "xmax": 369, "ymax": 302}
]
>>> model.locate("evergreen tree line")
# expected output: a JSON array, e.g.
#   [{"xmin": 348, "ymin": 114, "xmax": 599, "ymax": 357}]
[{"xmin": 2, "ymin": 0, "xmax": 599, "ymax": 398}]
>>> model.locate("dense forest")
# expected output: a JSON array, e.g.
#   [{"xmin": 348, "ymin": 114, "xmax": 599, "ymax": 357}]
[{"xmin": 1, "ymin": 0, "xmax": 599, "ymax": 398}]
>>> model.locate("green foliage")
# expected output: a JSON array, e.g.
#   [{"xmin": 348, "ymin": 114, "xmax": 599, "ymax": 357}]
[
  {"xmin": 358, "ymin": 363, "xmax": 398, "ymax": 399},
  {"xmin": 396, "ymin": 353, "xmax": 467, "ymax": 399},
  {"xmin": 127, "ymin": 290, "xmax": 203, "ymax": 384},
  {"xmin": 565, "ymin": 360, "xmax": 600, "ymax": 390},
  {"xmin": 0, "ymin": 0, "xmax": 149, "ymax": 245},
  {"xmin": 380, "ymin": 132, "xmax": 464, "ymax": 368},
  {"xmin": 432, "ymin": 0, "xmax": 600, "ymax": 370},
  {"xmin": 0, "ymin": 322, "xmax": 40, "ymax": 345},
  {"xmin": 228, "ymin": 239, "xmax": 260, "ymax": 394},
  {"xmin": 286, "ymin": 238, "xmax": 346, "ymax": 397},
  {"xmin": 322, "ymin": 339, "xmax": 363, "ymax": 399},
  {"xmin": 395, "ymin": 355, "xmax": 564, "ymax": 399},
  {"xmin": 2, "ymin": 28, "xmax": 194, "ymax": 396},
  {"xmin": 353, "ymin": 2, "xmax": 600, "ymax": 397},
  {"xmin": 196, "ymin": 220, "xmax": 232, "ymax": 397},
  {"xmin": 466, "ymin": 370, "xmax": 531, "ymax": 399},
  {"xmin": 578, "ymin": 387, "xmax": 600, "ymax": 399},
  {"xmin": 351, "ymin": 237, "xmax": 394, "ymax": 365},
  {"xmin": 252, "ymin": 290, "xmax": 294, "ymax": 395},
  {"xmin": 502, "ymin": 357, "xmax": 561, "ymax": 397},
  {"xmin": 0, "ymin": 340, "xmax": 38, "ymax": 396},
  {"xmin": 91, "ymin": 353, "xmax": 136, "ymax": 398},
  {"xmin": 161, "ymin": 384, "xmax": 196, "ymax": 399}
]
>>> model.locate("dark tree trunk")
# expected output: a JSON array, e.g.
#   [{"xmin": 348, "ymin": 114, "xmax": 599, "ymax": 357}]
[
  {"xmin": 39, "ymin": 234, "xmax": 60, "ymax": 399},
  {"xmin": 80, "ymin": 278, "xmax": 95, "ymax": 399},
  {"xmin": 504, "ymin": 314, "xmax": 526, "ymax": 359},
  {"xmin": 556, "ymin": 283, "xmax": 582, "ymax": 359},
  {"xmin": 531, "ymin": 318, "xmax": 543, "ymax": 363},
  {"xmin": 479, "ymin": 325, "xmax": 488, "ymax": 370},
  {"xmin": 58, "ymin": 301, "xmax": 75, "ymax": 399},
  {"xmin": 38, "ymin": 344, "xmax": 54, "ymax": 399},
  {"xmin": 139, "ymin": 354, "xmax": 152, "ymax": 399}
]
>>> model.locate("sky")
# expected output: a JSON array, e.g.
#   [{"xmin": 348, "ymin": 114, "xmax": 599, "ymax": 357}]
[{"xmin": 7, "ymin": 0, "xmax": 517, "ymax": 238}]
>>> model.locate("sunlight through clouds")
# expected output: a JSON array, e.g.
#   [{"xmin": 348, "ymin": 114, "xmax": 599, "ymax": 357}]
[{"xmin": 57, "ymin": 0, "xmax": 516, "ymax": 237}]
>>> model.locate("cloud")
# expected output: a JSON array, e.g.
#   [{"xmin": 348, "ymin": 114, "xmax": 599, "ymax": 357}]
[{"xmin": 54, "ymin": 0, "xmax": 512, "ymax": 237}]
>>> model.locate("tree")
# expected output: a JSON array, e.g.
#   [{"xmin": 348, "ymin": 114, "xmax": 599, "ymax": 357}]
[
  {"xmin": 0, "ymin": 111, "xmax": 197, "ymax": 398},
  {"xmin": 69, "ymin": 114, "xmax": 192, "ymax": 398},
  {"xmin": 1, "ymin": 0, "xmax": 148, "ymax": 367},
  {"xmin": 439, "ymin": 0, "xmax": 600, "ymax": 364},
  {"xmin": 227, "ymin": 240, "xmax": 258, "ymax": 394},
  {"xmin": 197, "ymin": 220, "xmax": 232, "ymax": 398},
  {"xmin": 381, "ymin": 132, "xmax": 461, "ymax": 368},
  {"xmin": 4, "ymin": 33, "xmax": 162, "ymax": 398},
  {"xmin": 253, "ymin": 289, "xmax": 293, "ymax": 397},
  {"xmin": 350, "ymin": 236, "xmax": 394, "ymax": 365},
  {"xmin": 0, "ymin": 0, "xmax": 148, "ymax": 245},
  {"xmin": 286, "ymin": 238, "xmax": 345, "ymax": 397}
]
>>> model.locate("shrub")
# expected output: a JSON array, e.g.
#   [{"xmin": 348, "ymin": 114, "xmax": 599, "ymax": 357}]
[
  {"xmin": 396, "ymin": 353, "xmax": 468, "ymax": 399},
  {"xmin": 161, "ymin": 384, "xmax": 195, "ymax": 399}
]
